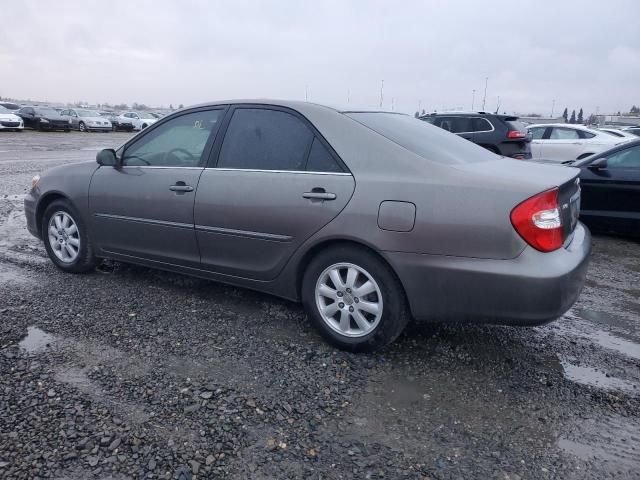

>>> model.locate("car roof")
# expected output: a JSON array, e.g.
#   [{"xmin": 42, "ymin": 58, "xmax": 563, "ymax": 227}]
[
  {"xmin": 527, "ymin": 123, "xmax": 594, "ymax": 130},
  {"xmin": 183, "ymin": 99, "xmax": 398, "ymax": 117}
]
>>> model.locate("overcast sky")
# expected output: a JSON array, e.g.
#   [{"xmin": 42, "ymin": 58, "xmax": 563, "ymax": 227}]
[{"xmin": 2, "ymin": 1, "xmax": 639, "ymax": 115}]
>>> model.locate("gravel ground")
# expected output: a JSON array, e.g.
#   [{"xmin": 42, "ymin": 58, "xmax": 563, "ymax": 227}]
[{"xmin": 0, "ymin": 130, "xmax": 639, "ymax": 479}]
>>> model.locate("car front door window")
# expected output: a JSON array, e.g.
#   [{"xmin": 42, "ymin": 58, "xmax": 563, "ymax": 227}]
[
  {"xmin": 606, "ymin": 145, "xmax": 640, "ymax": 168},
  {"xmin": 122, "ymin": 110, "xmax": 224, "ymax": 167}
]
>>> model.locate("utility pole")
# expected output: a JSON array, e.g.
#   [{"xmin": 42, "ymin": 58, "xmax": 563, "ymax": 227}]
[
  {"xmin": 347, "ymin": 89, "xmax": 350, "ymax": 105},
  {"xmin": 551, "ymin": 99, "xmax": 555, "ymax": 118},
  {"xmin": 379, "ymin": 80, "xmax": 384, "ymax": 109},
  {"xmin": 418, "ymin": 100, "xmax": 422, "ymax": 114},
  {"xmin": 481, "ymin": 77, "xmax": 488, "ymax": 111},
  {"xmin": 471, "ymin": 89, "xmax": 476, "ymax": 110},
  {"xmin": 305, "ymin": 85, "xmax": 309, "ymax": 101},
  {"xmin": 391, "ymin": 97, "xmax": 394, "ymax": 111}
]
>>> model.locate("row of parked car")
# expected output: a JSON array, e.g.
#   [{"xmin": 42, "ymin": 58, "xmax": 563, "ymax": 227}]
[
  {"xmin": 0, "ymin": 101, "xmax": 166, "ymax": 133},
  {"xmin": 420, "ymin": 111, "xmax": 640, "ymax": 163}
]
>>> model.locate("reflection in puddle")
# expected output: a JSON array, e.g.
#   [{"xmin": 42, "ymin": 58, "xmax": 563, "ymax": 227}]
[
  {"xmin": 19, "ymin": 326, "xmax": 56, "ymax": 353},
  {"xmin": 0, "ymin": 263, "xmax": 32, "ymax": 286},
  {"xmin": 561, "ymin": 362, "xmax": 636, "ymax": 393},
  {"xmin": 558, "ymin": 310, "xmax": 640, "ymax": 361},
  {"xmin": 558, "ymin": 414, "xmax": 640, "ymax": 471}
]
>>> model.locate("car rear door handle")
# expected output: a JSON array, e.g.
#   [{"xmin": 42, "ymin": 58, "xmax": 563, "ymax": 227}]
[
  {"xmin": 303, "ymin": 189, "xmax": 336, "ymax": 200},
  {"xmin": 169, "ymin": 183, "xmax": 194, "ymax": 193}
]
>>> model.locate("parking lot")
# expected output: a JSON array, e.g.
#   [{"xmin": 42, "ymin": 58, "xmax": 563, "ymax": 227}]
[{"xmin": 0, "ymin": 131, "xmax": 639, "ymax": 479}]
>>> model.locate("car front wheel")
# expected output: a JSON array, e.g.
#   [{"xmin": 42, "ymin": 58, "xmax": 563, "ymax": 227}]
[
  {"xmin": 42, "ymin": 199, "xmax": 97, "ymax": 273},
  {"xmin": 302, "ymin": 246, "xmax": 410, "ymax": 352}
]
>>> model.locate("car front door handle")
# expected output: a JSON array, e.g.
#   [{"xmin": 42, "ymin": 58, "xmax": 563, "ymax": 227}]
[
  {"xmin": 303, "ymin": 190, "xmax": 336, "ymax": 200},
  {"xmin": 169, "ymin": 183, "xmax": 194, "ymax": 193}
]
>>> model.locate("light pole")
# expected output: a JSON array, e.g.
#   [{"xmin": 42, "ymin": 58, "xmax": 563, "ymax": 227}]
[
  {"xmin": 551, "ymin": 99, "xmax": 555, "ymax": 118},
  {"xmin": 471, "ymin": 89, "xmax": 476, "ymax": 111},
  {"xmin": 379, "ymin": 80, "xmax": 384, "ymax": 109},
  {"xmin": 481, "ymin": 77, "xmax": 488, "ymax": 111}
]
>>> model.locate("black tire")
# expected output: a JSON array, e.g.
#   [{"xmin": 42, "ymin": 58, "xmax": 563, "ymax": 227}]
[
  {"xmin": 79, "ymin": 121, "xmax": 87, "ymax": 133},
  {"xmin": 302, "ymin": 245, "xmax": 410, "ymax": 352},
  {"xmin": 42, "ymin": 199, "xmax": 97, "ymax": 273},
  {"xmin": 141, "ymin": 123, "xmax": 148, "ymax": 129},
  {"xmin": 64, "ymin": 129, "xmax": 70, "ymax": 132},
  {"xmin": 37, "ymin": 121, "xmax": 44, "ymax": 131}
]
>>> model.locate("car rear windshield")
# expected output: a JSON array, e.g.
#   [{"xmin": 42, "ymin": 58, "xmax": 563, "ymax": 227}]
[
  {"xmin": 505, "ymin": 120, "xmax": 527, "ymax": 132},
  {"xmin": 345, "ymin": 112, "xmax": 495, "ymax": 164}
]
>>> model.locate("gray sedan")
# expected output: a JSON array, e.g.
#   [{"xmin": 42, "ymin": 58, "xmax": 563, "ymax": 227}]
[
  {"xmin": 24, "ymin": 100, "xmax": 590, "ymax": 351},
  {"xmin": 60, "ymin": 108, "xmax": 112, "ymax": 132}
]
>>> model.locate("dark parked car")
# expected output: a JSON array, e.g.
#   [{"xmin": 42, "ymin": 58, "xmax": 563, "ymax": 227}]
[
  {"xmin": 100, "ymin": 111, "xmax": 134, "ymax": 132},
  {"xmin": 24, "ymin": 100, "xmax": 590, "ymax": 351},
  {"xmin": 420, "ymin": 112, "xmax": 532, "ymax": 159},
  {"xmin": 16, "ymin": 106, "xmax": 71, "ymax": 131},
  {"xmin": 0, "ymin": 102, "xmax": 21, "ymax": 111},
  {"xmin": 571, "ymin": 139, "xmax": 640, "ymax": 237},
  {"xmin": 623, "ymin": 127, "xmax": 640, "ymax": 137}
]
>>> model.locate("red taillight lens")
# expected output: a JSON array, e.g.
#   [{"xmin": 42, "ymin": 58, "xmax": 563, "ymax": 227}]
[
  {"xmin": 512, "ymin": 154, "xmax": 525, "ymax": 160},
  {"xmin": 510, "ymin": 188, "xmax": 564, "ymax": 252},
  {"xmin": 507, "ymin": 130, "xmax": 526, "ymax": 139}
]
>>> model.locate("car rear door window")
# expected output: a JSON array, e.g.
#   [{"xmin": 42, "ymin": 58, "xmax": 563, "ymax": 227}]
[
  {"xmin": 306, "ymin": 137, "xmax": 343, "ymax": 173},
  {"xmin": 217, "ymin": 108, "xmax": 314, "ymax": 171},
  {"xmin": 122, "ymin": 109, "xmax": 224, "ymax": 167},
  {"xmin": 550, "ymin": 128, "xmax": 580, "ymax": 139},
  {"xmin": 578, "ymin": 130, "xmax": 596, "ymax": 139},
  {"xmin": 449, "ymin": 117, "xmax": 473, "ymax": 133},
  {"xmin": 472, "ymin": 118, "xmax": 493, "ymax": 132}
]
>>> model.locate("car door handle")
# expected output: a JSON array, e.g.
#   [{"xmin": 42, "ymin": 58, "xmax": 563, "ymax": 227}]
[
  {"xmin": 303, "ymin": 191, "xmax": 336, "ymax": 200},
  {"xmin": 169, "ymin": 184, "xmax": 194, "ymax": 192}
]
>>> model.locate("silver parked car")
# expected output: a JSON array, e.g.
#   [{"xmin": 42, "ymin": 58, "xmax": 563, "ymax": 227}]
[
  {"xmin": 24, "ymin": 100, "xmax": 590, "ymax": 351},
  {"xmin": 60, "ymin": 108, "xmax": 112, "ymax": 132}
]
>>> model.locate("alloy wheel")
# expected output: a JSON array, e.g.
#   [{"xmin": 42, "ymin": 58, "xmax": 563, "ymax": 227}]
[
  {"xmin": 47, "ymin": 211, "xmax": 80, "ymax": 263},
  {"xmin": 315, "ymin": 262, "xmax": 383, "ymax": 338}
]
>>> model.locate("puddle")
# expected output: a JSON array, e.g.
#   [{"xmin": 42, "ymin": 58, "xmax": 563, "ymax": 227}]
[
  {"xmin": 561, "ymin": 362, "xmax": 636, "ymax": 393},
  {"xmin": 558, "ymin": 310, "xmax": 640, "ymax": 361},
  {"xmin": 0, "ymin": 263, "xmax": 32, "ymax": 286},
  {"xmin": 558, "ymin": 414, "xmax": 640, "ymax": 471},
  {"xmin": 19, "ymin": 326, "xmax": 56, "ymax": 353}
]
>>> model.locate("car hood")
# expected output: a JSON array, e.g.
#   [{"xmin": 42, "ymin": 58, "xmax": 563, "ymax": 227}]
[{"xmin": 0, "ymin": 113, "xmax": 21, "ymax": 121}]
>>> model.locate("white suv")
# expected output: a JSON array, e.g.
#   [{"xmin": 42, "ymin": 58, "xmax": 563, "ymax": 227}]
[{"xmin": 117, "ymin": 112, "xmax": 158, "ymax": 131}]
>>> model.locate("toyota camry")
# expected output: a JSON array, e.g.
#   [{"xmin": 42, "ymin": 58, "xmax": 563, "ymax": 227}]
[{"xmin": 24, "ymin": 100, "xmax": 591, "ymax": 351}]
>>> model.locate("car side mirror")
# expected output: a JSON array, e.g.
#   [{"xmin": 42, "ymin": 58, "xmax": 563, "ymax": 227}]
[
  {"xmin": 96, "ymin": 149, "xmax": 118, "ymax": 167},
  {"xmin": 588, "ymin": 157, "xmax": 607, "ymax": 170}
]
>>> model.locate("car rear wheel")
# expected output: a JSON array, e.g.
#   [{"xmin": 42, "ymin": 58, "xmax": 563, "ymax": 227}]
[
  {"xmin": 302, "ymin": 246, "xmax": 410, "ymax": 352},
  {"xmin": 79, "ymin": 121, "xmax": 87, "ymax": 132},
  {"xmin": 42, "ymin": 199, "xmax": 97, "ymax": 273}
]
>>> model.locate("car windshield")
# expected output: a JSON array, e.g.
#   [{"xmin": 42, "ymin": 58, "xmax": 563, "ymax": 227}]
[
  {"xmin": 345, "ymin": 112, "xmax": 495, "ymax": 164},
  {"xmin": 0, "ymin": 105, "xmax": 9, "ymax": 113},
  {"xmin": 78, "ymin": 110, "xmax": 101, "ymax": 117},
  {"xmin": 36, "ymin": 108, "xmax": 58, "ymax": 116}
]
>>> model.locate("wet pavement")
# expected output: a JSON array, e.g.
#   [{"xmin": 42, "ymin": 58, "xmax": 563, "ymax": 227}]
[{"xmin": 0, "ymin": 130, "xmax": 639, "ymax": 479}]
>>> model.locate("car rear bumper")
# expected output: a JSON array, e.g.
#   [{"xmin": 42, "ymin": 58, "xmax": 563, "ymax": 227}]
[{"xmin": 385, "ymin": 222, "xmax": 591, "ymax": 325}]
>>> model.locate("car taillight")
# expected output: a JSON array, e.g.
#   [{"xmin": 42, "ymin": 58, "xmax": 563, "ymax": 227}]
[
  {"xmin": 507, "ymin": 130, "xmax": 526, "ymax": 139},
  {"xmin": 510, "ymin": 188, "xmax": 564, "ymax": 252},
  {"xmin": 512, "ymin": 154, "xmax": 525, "ymax": 160}
]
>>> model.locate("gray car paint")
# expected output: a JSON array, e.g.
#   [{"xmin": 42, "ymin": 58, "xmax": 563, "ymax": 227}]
[{"xmin": 24, "ymin": 100, "xmax": 590, "ymax": 326}]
